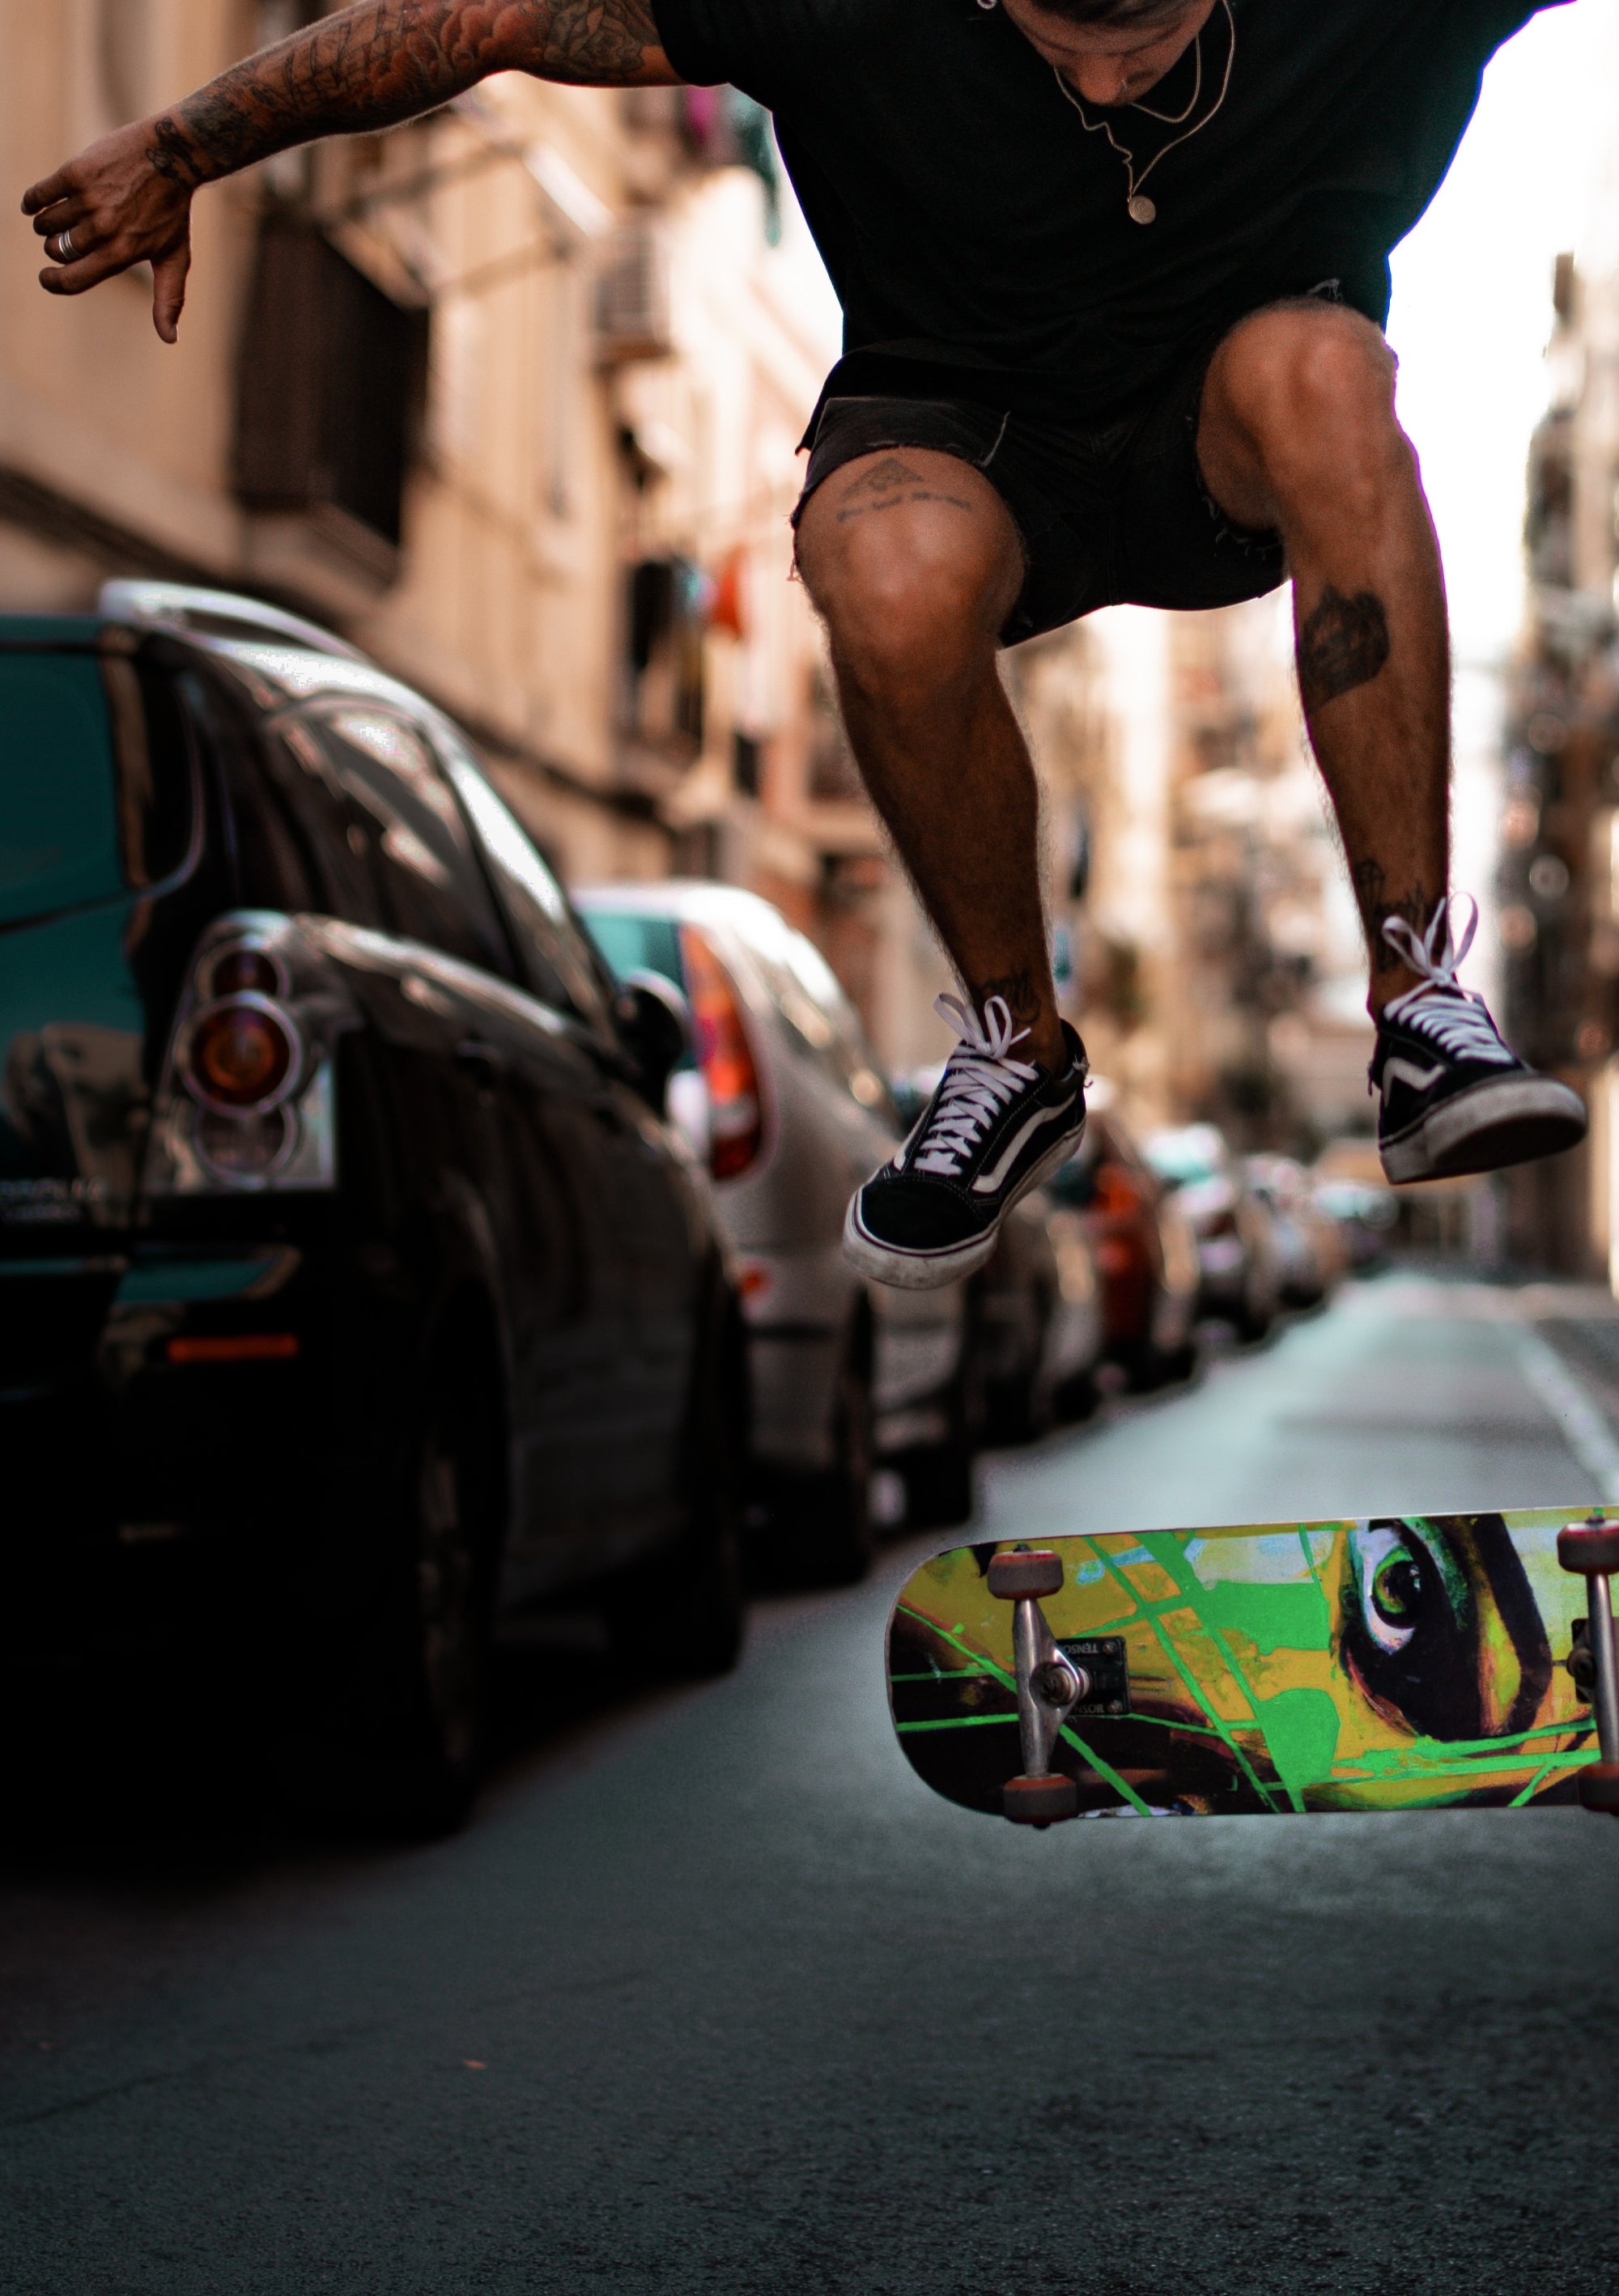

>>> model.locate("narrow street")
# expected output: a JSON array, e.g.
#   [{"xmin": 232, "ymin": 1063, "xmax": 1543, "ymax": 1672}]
[{"xmin": 6, "ymin": 1275, "xmax": 1619, "ymax": 2296}]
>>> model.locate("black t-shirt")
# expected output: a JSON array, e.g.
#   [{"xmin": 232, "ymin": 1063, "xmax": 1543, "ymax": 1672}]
[{"xmin": 652, "ymin": 0, "xmax": 1570, "ymax": 423}]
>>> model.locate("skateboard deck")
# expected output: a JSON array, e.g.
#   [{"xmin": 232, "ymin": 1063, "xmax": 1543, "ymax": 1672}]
[{"xmin": 888, "ymin": 1512, "xmax": 1619, "ymax": 1822}]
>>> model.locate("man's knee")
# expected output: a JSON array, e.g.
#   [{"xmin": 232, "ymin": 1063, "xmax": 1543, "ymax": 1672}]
[
  {"xmin": 1209, "ymin": 303, "xmax": 1406, "ymax": 481},
  {"xmin": 796, "ymin": 454, "xmax": 1022, "ymax": 688}
]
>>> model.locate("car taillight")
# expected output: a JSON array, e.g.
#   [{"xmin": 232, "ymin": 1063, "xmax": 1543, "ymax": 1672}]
[
  {"xmin": 208, "ymin": 946, "xmax": 285, "ymax": 999},
  {"xmin": 184, "ymin": 995, "xmax": 300, "ymax": 1114},
  {"xmin": 1094, "ymin": 1161, "xmax": 1143, "ymax": 1218},
  {"xmin": 678, "ymin": 925, "xmax": 763, "ymax": 1181}
]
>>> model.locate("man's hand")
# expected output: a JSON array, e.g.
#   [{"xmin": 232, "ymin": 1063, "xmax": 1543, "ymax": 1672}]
[
  {"xmin": 23, "ymin": 121, "xmax": 195, "ymax": 343},
  {"xmin": 20, "ymin": 1, "xmax": 680, "ymax": 343}
]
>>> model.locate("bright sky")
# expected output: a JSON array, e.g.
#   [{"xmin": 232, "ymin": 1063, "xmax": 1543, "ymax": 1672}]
[{"xmin": 1388, "ymin": 0, "xmax": 1619, "ymax": 664}]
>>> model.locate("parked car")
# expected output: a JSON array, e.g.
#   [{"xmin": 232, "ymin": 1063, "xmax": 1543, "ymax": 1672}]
[
  {"xmin": 1314, "ymin": 1137, "xmax": 1400, "ymax": 1269},
  {"xmin": 1044, "ymin": 1082, "xmax": 1200, "ymax": 1387},
  {"xmin": 1, "ymin": 584, "xmax": 745, "ymax": 1829},
  {"xmin": 890, "ymin": 1064, "xmax": 1104, "ymax": 1443},
  {"xmin": 970, "ymin": 1188, "xmax": 1105, "ymax": 1441},
  {"xmin": 1244, "ymin": 1154, "xmax": 1349, "ymax": 1307},
  {"xmin": 576, "ymin": 881, "xmax": 975, "ymax": 1570},
  {"xmin": 1144, "ymin": 1123, "xmax": 1282, "ymax": 1339}
]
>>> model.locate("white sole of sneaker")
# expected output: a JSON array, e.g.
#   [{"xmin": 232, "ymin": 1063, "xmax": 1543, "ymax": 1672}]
[
  {"xmin": 841, "ymin": 1121, "xmax": 1086, "ymax": 1291},
  {"xmin": 1380, "ymin": 1074, "xmax": 1587, "ymax": 1184}
]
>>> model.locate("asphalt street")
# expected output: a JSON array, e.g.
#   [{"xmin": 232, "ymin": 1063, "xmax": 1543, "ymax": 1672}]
[{"xmin": 6, "ymin": 1274, "xmax": 1619, "ymax": 2296}]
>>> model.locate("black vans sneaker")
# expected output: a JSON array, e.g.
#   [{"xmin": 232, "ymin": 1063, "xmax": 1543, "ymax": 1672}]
[
  {"xmin": 1374, "ymin": 898, "xmax": 1587, "ymax": 1183},
  {"xmin": 843, "ymin": 994, "xmax": 1087, "ymax": 1290}
]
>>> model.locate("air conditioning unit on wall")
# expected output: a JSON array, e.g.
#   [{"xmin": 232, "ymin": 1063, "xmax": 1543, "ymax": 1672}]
[{"xmin": 594, "ymin": 226, "xmax": 673, "ymax": 364}]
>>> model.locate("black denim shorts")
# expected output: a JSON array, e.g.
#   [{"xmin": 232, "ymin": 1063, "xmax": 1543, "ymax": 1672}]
[{"xmin": 793, "ymin": 340, "xmax": 1288, "ymax": 646}]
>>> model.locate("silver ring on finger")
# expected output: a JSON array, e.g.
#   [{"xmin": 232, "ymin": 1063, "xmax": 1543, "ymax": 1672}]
[{"xmin": 55, "ymin": 227, "xmax": 78, "ymax": 261}]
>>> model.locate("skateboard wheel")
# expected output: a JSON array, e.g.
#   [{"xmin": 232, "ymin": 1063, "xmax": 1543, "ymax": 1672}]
[
  {"xmin": 1557, "ymin": 1523, "xmax": 1619, "ymax": 1575},
  {"xmin": 1578, "ymin": 1763, "xmax": 1619, "ymax": 1812},
  {"xmin": 987, "ymin": 1550, "xmax": 1064, "ymax": 1600},
  {"xmin": 1003, "ymin": 1772, "xmax": 1079, "ymax": 1826}
]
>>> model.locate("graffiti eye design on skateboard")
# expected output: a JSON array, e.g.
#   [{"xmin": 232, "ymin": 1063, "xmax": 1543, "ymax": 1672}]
[{"xmin": 886, "ymin": 1510, "xmax": 1619, "ymax": 1823}]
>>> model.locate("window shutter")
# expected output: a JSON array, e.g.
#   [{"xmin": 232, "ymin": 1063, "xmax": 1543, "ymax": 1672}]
[{"xmin": 234, "ymin": 213, "xmax": 428, "ymax": 550}]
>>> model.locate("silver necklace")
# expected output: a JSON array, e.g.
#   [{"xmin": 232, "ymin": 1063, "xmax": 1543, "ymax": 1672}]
[{"xmin": 1054, "ymin": 0, "xmax": 1236, "ymax": 227}]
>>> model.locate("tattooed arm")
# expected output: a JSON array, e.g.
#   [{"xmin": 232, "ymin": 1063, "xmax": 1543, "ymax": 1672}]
[{"xmin": 21, "ymin": 0, "xmax": 678, "ymax": 342}]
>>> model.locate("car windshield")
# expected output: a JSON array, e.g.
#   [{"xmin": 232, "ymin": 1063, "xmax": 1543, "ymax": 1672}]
[{"xmin": 0, "ymin": 652, "xmax": 126, "ymax": 929}]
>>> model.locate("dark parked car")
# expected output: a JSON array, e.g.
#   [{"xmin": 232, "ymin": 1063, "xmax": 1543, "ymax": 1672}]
[
  {"xmin": 2, "ymin": 584, "xmax": 743, "ymax": 1828},
  {"xmin": 1044, "ymin": 1083, "xmax": 1200, "ymax": 1387},
  {"xmin": 970, "ymin": 1189, "xmax": 1105, "ymax": 1441}
]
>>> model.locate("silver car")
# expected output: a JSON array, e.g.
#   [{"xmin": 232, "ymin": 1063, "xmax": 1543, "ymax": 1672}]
[
  {"xmin": 1143, "ymin": 1123, "xmax": 1282, "ymax": 1339},
  {"xmin": 576, "ymin": 882, "xmax": 973, "ymax": 1577}
]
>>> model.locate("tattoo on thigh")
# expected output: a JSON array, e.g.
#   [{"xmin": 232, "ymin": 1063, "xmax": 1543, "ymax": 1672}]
[
  {"xmin": 845, "ymin": 456, "xmax": 928, "ymax": 494},
  {"xmin": 1298, "ymin": 586, "xmax": 1391, "ymax": 711},
  {"xmin": 832, "ymin": 453, "xmax": 974, "ymax": 524},
  {"xmin": 1352, "ymin": 860, "xmax": 1435, "ymax": 972}
]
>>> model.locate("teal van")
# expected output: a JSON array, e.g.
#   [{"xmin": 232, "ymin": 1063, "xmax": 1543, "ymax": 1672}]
[{"xmin": 1, "ymin": 585, "xmax": 742, "ymax": 1827}]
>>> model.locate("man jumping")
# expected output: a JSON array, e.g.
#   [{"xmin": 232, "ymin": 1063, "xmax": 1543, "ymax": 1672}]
[{"xmin": 23, "ymin": 0, "xmax": 1589, "ymax": 1290}]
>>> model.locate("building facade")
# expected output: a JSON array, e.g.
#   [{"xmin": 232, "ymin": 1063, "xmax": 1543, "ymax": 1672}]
[
  {"xmin": 1506, "ymin": 242, "xmax": 1619, "ymax": 1276},
  {"xmin": 2, "ymin": 1, "xmax": 854, "ymax": 908}
]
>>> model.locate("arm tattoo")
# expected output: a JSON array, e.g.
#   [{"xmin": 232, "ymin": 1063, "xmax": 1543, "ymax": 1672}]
[
  {"xmin": 1351, "ymin": 860, "xmax": 1437, "ymax": 974},
  {"xmin": 149, "ymin": 0, "xmax": 663, "ymax": 188},
  {"xmin": 1298, "ymin": 585, "xmax": 1392, "ymax": 713}
]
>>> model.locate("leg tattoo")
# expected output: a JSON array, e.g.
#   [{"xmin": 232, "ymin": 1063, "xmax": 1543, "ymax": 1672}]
[
  {"xmin": 1353, "ymin": 860, "xmax": 1437, "ymax": 974},
  {"xmin": 1299, "ymin": 586, "xmax": 1392, "ymax": 711},
  {"xmin": 975, "ymin": 968, "xmax": 1047, "ymax": 1036},
  {"xmin": 832, "ymin": 455, "xmax": 974, "ymax": 524}
]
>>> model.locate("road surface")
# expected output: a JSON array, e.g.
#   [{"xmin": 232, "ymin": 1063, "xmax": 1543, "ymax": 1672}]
[{"xmin": 4, "ymin": 1275, "xmax": 1618, "ymax": 2294}]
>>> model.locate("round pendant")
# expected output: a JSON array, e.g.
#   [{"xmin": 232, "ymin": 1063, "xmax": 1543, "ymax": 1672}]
[{"xmin": 1128, "ymin": 194, "xmax": 1158, "ymax": 226}]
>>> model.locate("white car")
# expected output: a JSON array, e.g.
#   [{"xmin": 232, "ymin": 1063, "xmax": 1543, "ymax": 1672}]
[{"xmin": 576, "ymin": 882, "xmax": 975, "ymax": 1577}]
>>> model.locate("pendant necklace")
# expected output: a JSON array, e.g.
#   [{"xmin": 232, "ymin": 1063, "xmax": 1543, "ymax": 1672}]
[{"xmin": 1053, "ymin": 0, "xmax": 1236, "ymax": 227}]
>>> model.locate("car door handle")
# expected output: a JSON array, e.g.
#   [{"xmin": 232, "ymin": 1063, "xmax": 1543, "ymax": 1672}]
[
  {"xmin": 456, "ymin": 1038, "xmax": 510, "ymax": 1083},
  {"xmin": 590, "ymin": 1091, "xmax": 634, "ymax": 1134}
]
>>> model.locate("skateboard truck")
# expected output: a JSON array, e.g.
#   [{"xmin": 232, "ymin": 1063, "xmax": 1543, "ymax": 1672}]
[
  {"xmin": 1557, "ymin": 1512, "xmax": 1619, "ymax": 1812},
  {"xmin": 987, "ymin": 1547, "xmax": 1090, "ymax": 1827}
]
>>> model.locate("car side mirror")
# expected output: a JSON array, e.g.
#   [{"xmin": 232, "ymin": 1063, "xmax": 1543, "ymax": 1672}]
[{"xmin": 615, "ymin": 969, "xmax": 694, "ymax": 1114}]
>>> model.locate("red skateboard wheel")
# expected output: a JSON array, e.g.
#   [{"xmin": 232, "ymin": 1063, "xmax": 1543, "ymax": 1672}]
[
  {"xmin": 1578, "ymin": 1762, "xmax": 1619, "ymax": 1812},
  {"xmin": 1003, "ymin": 1772, "xmax": 1079, "ymax": 1825},
  {"xmin": 1557, "ymin": 1523, "xmax": 1619, "ymax": 1575},
  {"xmin": 987, "ymin": 1550, "xmax": 1064, "ymax": 1600}
]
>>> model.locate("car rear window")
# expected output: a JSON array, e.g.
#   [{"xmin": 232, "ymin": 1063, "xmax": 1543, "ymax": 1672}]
[
  {"xmin": 0, "ymin": 654, "xmax": 125, "ymax": 928},
  {"xmin": 580, "ymin": 910, "xmax": 686, "ymax": 996},
  {"xmin": 0, "ymin": 651, "xmax": 194, "ymax": 932}
]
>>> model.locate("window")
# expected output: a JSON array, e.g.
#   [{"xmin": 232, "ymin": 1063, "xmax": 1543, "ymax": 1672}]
[
  {"xmin": 301, "ymin": 709, "xmax": 512, "ymax": 975},
  {"xmin": 733, "ymin": 731, "xmax": 762, "ymax": 799},
  {"xmin": 579, "ymin": 910, "xmax": 686, "ymax": 1000},
  {"xmin": 234, "ymin": 214, "xmax": 428, "ymax": 552},
  {"xmin": 256, "ymin": 717, "xmax": 382, "ymax": 927},
  {"xmin": 0, "ymin": 652, "xmax": 196, "ymax": 932},
  {"xmin": 433, "ymin": 727, "xmax": 613, "ymax": 1029},
  {"xmin": 624, "ymin": 557, "xmax": 705, "ymax": 754},
  {"xmin": 735, "ymin": 907, "xmax": 893, "ymax": 1118}
]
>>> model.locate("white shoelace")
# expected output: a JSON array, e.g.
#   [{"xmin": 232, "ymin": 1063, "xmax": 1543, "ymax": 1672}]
[
  {"xmin": 1380, "ymin": 895, "xmax": 1515, "ymax": 1066},
  {"xmin": 907, "ymin": 994, "xmax": 1040, "ymax": 1177}
]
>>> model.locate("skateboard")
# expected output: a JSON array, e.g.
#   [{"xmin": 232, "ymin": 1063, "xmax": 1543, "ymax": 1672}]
[{"xmin": 887, "ymin": 1512, "xmax": 1619, "ymax": 1823}]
